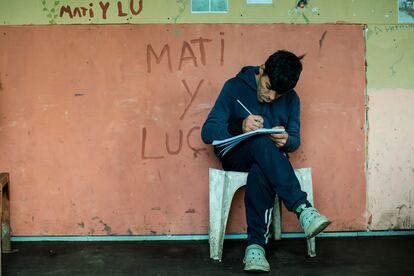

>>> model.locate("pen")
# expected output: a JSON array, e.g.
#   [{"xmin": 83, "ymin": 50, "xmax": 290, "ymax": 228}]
[{"xmin": 237, "ymin": 99, "xmax": 252, "ymax": 115}]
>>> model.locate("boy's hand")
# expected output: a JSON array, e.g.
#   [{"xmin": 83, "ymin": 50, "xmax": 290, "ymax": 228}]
[
  {"xmin": 242, "ymin": 115, "xmax": 264, "ymax": 133},
  {"xmin": 269, "ymin": 126, "xmax": 288, "ymax": 148}
]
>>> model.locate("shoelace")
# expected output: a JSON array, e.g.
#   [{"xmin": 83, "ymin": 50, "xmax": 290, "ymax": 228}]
[
  {"xmin": 302, "ymin": 208, "xmax": 319, "ymax": 225},
  {"xmin": 246, "ymin": 247, "xmax": 265, "ymax": 261}
]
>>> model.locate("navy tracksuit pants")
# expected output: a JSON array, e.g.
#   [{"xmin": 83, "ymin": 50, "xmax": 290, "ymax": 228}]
[{"xmin": 220, "ymin": 135, "xmax": 310, "ymax": 246}]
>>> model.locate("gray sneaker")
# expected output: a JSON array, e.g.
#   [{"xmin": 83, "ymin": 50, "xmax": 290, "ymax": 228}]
[
  {"xmin": 299, "ymin": 207, "xmax": 331, "ymax": 239},
  {"xmin": 243, "ymin": 244, "xmax": 270, "ymax": 272}
]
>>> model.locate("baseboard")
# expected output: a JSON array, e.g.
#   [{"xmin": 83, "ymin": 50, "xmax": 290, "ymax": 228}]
[{"xmin": 11, "ymin": 230, "xmax": 414, "ymax": 242}]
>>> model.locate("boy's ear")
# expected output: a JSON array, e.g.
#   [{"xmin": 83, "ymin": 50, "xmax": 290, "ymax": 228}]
[{"xmin": 259, "ymin": 64, "xmax": 265, "ymax": 75}]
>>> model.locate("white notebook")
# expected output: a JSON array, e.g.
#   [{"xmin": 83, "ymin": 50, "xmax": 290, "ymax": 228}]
[{"xmin": 212, "ymin": 128, "xmax": 285, "ymax": 157}]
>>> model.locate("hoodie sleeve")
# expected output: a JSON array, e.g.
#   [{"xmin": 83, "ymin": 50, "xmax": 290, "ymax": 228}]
[
  {"xmin": 282, "ymin": 93, "xmax": 301, "ymax": 153},
  {"xmin": 201, "ymin": 81, "xmax": 235, "ymax": 144}
]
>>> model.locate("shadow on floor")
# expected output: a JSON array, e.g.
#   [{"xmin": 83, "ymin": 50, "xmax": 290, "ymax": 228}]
[{"xmin": 3, "ymin": 236, "xmax": 414, "ymax": 275}]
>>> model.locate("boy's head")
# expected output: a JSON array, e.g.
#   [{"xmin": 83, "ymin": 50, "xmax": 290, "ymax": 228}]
[
  {"xmin": 257, "ymin": 50, "xmax": 304, "ymax": 103},
  {"xmin": 264, "ymin": 50, "xmax": 304, "ymax": 94}
]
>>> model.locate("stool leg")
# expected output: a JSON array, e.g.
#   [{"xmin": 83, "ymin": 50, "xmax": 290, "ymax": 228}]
[
  {"xmin": 2, "ymin": 183, "xmax": 11, "ymax": 252},
  {"xmin": 209, "ymin": 170, "xmax": 246, "ymax": 261},
  {"xmin": 295, "ymin": 168, "xmax": 318, "ymax": 257},
  {"xmin": 0, "ymin": 188, "xmax": 2, "ymax": 276},
  {"xmin": 307, "ymin": 237, "xmax": 316, "ymax": 257},
  {"xmin": 209, "ymin": 169, "xmax": 226, "ymax": 261},
  {"xmin": 272, "ymin": 195, "xmax": 282, "ymax": 240}
]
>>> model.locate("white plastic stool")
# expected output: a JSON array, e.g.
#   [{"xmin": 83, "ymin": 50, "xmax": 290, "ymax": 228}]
[{"xmin": 209, "ymin": 167, "xmax": 316, "ymax": 261}]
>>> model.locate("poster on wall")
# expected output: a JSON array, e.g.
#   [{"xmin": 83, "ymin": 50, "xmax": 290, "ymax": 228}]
[{"xmin": 398, "ymin": 0, "xmax": 414, "ymax": 23}]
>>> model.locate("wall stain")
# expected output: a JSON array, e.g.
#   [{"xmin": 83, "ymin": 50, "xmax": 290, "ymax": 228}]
[
  {"xmin": 127, "ymin": 228, "xmax": 133, "ymax": 235},
  {"xmin": 377, "ymin": 205, "xmax": 412, "ymax": 229},
  {"xmin": 157, "ymin": 170, "xmax": 162, "ymax": 181},
  {"xmin": 396, "ymin": 204, "xmax": 408, "ymax": 213},
  {"xmin": 77, "ymin": 222, "xmax": 85, "ymax": 228},
  {"xmin": 172, "ymin": 28, "xmax": 184, "ymax": 36},
  {"xmin": 100, "ymin": 220, "xmax": 112, "ymax": 234},
  {"xmin": 367, "ymin": 214, "xmax": 373, "ymax": 226},
  {"xmin": 185, "ymin": 208, "xmax": 195, "ymax": 214},
  {"xmin": 90, "ymin": 216, "xmax": 112, "ymax": 234},
  {"xmin": 319, "ymin": 31, "xmax": 327, "ymax": 48},
  {"xmin": 151, "ymin": 207, "xmax": 161, "ymax": 211},
  {"xmin": 389, "ymin": 53, "xmax": 404, "ymax": 76}
]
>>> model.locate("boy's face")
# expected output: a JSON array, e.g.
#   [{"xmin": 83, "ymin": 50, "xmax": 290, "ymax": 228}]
[{"xmin": 257, "ymin": 73, "xmax": 281, "ymax": 103}]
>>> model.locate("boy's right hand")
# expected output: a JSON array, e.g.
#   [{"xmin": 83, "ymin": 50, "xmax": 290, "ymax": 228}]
[{"xmin": 242, "ymin": 115, "xmax": 264, "ymax": 133}]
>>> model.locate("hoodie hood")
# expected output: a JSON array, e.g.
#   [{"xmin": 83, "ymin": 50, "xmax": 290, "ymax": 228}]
[{"xmin": 236, "ymin": 66, "xmax": 259, "ymax": 91}]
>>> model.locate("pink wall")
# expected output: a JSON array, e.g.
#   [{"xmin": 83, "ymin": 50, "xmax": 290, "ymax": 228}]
[
  {"xmin": 0, "ymin": 24, "xmax": 366, "ymax": 236},
  {"xmin": 367, "ymin": 89, "xmax": 414, "ymax": 230}
]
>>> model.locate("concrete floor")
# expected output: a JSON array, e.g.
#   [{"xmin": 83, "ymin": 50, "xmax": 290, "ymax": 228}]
[{"xmin": 3, "ymin": 236, "xmax": 414, "ymax": 275}]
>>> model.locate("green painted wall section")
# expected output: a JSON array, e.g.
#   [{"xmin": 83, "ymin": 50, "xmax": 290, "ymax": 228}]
[
  {"xmin": 0, "ymin": 0, "xmax": 398, "ymax": 25},
  {"xmin": 366, "ymin": 25, "xmax": 414, "ymax": 89}
]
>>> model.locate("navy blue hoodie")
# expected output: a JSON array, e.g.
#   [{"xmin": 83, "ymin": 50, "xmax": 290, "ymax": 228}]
[{"xmin": 201, "ymin": 66, "xmax": 301, "ymax": 153}]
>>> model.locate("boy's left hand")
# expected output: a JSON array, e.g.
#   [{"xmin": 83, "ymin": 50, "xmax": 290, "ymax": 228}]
[{"xmin": 269, "ymin": 126, "xmax": 288, "ymax": 148}]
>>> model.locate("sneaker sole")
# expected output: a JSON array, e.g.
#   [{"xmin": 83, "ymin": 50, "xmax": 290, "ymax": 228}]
[
  {"xmin": 244, "ymin": 264, "xmax": 270, "ymax": 272},
  {"xmin": 306, "ymin": 219, "xmax": 331, "ymax": 239},
  {"xmin": 243, "ymin": 259, "xmax": 270, "ymax": 272}
]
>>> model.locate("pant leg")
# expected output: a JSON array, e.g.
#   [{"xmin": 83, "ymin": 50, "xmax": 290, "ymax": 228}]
[
  {"xmin": 244, "ymin": 163, "xmax": 275, "ymax": 246},
  {"xmin": 221, "ymin": 143, "xmax": 275, "ymax": 246},
  {"xmin": 221, "ymin": 135, "xmax": 309, "ymax": 212},
  {"xmin": 220, "ymin": 135, "xmax": 310, "ymax": 245}
]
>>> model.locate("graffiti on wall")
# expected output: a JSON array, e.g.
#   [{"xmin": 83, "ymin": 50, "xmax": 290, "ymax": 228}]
[
  {"xmin": 288, "ymin": 0, "xmax": 319, "ymax": 23},
  {"xmin": 141, "ymin": 32, "xmax": 225, "ymax": 159},
  {"xmin": 41, "ymin": 0, "xmax": 143, "ymax": 23}
]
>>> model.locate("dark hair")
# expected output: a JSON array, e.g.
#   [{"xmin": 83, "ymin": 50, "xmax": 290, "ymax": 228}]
[{"xmin": 264, "ymin": 50, "xmax": 304, "ymax": 94}]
